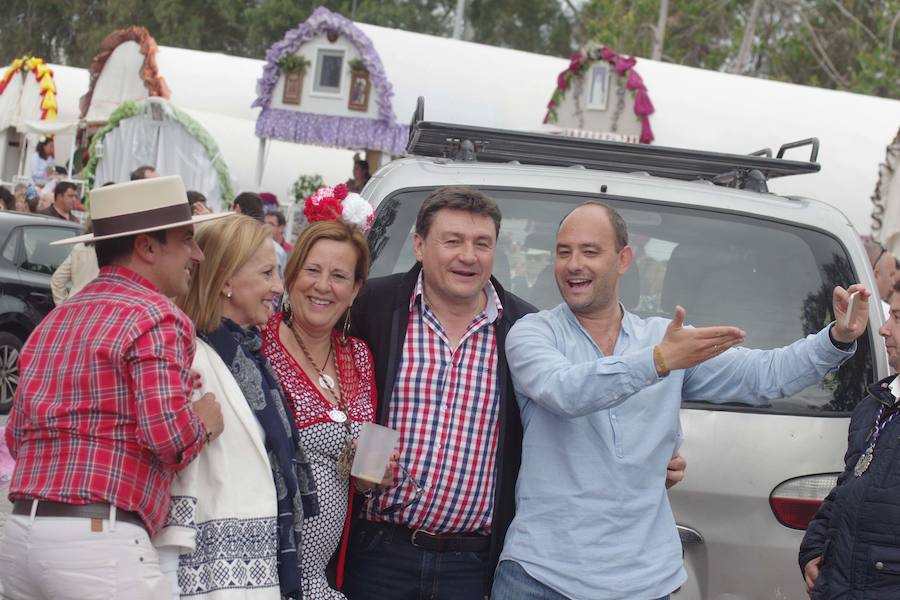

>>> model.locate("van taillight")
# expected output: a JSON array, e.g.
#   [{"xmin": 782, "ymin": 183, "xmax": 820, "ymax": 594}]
[{"xmin": 769, "ymin": 474, "xmax": 839, "ymax": 530}]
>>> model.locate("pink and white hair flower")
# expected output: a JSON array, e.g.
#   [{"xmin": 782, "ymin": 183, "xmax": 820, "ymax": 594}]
[{"xmin": 341, "ymin": 192, "xmax": 374, "ymax": 232}]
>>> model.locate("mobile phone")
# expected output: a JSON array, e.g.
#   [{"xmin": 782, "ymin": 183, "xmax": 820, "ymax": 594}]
[{"xmin": 842, "ymin": 290, "xmax": 860, "ymax": 329}]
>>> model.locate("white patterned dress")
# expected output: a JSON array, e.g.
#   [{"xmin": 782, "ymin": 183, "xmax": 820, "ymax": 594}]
[{"xmin": 262, "ymin": 314, "xmax": 376, "ymax": 599}]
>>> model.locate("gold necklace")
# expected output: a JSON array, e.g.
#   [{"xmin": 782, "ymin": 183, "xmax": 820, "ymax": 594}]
[
  {"xmin": 287, "ymin": 323, "xmax": 355, "ymax": 478},
  {"xmin": 291, "ymin": 324, "xmax": 335, "ymax": 390}
]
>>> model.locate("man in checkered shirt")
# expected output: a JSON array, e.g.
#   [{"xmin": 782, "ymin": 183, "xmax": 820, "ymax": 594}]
[{"xmin": 0, "ymin": 177, "xmax": 226, "ymax": 599}]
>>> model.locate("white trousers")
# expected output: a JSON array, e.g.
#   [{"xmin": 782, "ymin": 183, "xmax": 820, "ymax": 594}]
[{"xmin": 0, "ymin": 503, "xmax": 172, "ymax": 600}]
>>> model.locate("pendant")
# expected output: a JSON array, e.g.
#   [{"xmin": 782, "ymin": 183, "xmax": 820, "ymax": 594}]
[
  {"xmin": 319, "ymin": 373, "xmax": 335, "ymax": 390},
  {"xmin": 328, "ymin": 409, "xmax": 348, "ymax": 423},
  {"xmin": 854, "ymin": 446, "xmax": 874, "ymax": 477},
  {"xmin": 336, "ymin": 438, "xmax": 355, "ymax": 479}
]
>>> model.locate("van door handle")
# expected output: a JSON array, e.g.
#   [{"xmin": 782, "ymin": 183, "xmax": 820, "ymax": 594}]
[{"xmin": 677, "ymin": 525, "xmax": 703, "ymax": 544}]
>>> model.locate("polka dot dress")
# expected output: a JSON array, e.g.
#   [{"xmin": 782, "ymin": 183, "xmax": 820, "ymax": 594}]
[{"xmin": 262, "ymin": 314, "xmax": 376, "ymax": 599}]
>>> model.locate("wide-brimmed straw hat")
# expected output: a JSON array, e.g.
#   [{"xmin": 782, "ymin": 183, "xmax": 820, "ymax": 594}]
[{"xmin": 52, "ymin": 175, "xmax": 229, "ymax": 245}]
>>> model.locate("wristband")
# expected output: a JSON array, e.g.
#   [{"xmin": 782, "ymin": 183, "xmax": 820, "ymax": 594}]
[
  {"xmin": 828, "ymin": 323, "xmax": 853, "ymax": 351},
  {"xmin": 653, "ymin": 345, "xmax": 670, "ymax": 377}
]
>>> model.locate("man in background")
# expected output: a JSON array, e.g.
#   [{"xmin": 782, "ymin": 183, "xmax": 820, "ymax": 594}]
[
  {"xmin": 234, "ymin": 191, "xmax": 287, "ymax": 275},
  {"xmin": 865, "ymin": 240, "xmax": 896, "ymax": 319},
  {"xmin": 40, "ymin": 181, "xmax": 79, "ymax": 222},
  {"xmin": 131, "ymin": 165, "xmax": 160, "ymax": 181},
  {"xmin": 265, "ymin": 210, "xmax": 292, "ymax": 252}
]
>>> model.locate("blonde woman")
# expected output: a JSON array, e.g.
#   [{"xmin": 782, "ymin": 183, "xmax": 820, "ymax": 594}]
[{"xmin": 155, "ymin": 214, "xmax": 318, "ymax": 599}]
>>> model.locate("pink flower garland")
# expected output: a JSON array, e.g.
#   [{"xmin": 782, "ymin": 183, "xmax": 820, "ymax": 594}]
[{"xmin": 545, "ymin": 47, "xmax": 655, "ymax": 144}]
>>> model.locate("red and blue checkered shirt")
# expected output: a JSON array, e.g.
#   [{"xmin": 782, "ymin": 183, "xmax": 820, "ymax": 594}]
[
  {"xmin": 5, "ymin": 266, "xmax": 205, "ymax": 535},
  {"xmin": 366, "ymin": 272, "xmax": 502, "ymax": 534}
]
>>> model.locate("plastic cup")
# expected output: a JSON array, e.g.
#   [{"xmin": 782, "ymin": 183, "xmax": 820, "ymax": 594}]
[{"xmin": 351, "ymin": 422, "xmax": 399, "ymax": 484}]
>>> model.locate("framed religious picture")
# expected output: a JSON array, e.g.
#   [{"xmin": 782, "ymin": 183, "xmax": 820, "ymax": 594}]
[
  {"xmin": 586, "ymin": 63, "xmax": 610, "ymax": 111},
  {"xmin": 348, "ymin": 71, "xmax": 370, "ymax": 111},
  {"xmin": 282, "ymin": 72, "xmax": 303, "ymax": 105}
]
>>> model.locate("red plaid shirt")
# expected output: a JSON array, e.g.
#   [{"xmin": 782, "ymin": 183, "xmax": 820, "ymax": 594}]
[
  {"xmin": 366, "ymin": 272, "xmax": 502, "ymax": 534},
  {"xmin": 5, "ymin": 266, "xmax": 205, "ymax": 535}
]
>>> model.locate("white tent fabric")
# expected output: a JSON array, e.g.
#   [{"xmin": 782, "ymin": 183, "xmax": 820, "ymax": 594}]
[
  {"xmin": 83, "ymin": 41, "xmax": 150, "ymax": 123},
  {"xmin": 0, "ymin": 72, "xmax": 45, "ymax": 132},
  {"xmin": 22, "ymin": 119, "xmax": 78, "ymax": 136},
  {"xmin": 874, "ymin": 132, "xmax": 900, "ymax": 255},
  {"xmin": 94, "ymin": 100, "xmax": 227, "ymax": 210}
]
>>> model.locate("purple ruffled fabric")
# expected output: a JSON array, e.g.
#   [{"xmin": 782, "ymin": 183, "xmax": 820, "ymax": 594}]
[{"xmin": 256, "ymin": 108, "xmax": 408, "ymax": 154}]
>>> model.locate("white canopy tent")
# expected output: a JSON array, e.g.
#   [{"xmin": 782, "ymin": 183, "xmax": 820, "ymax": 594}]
[
  {"xmin": 0, "ymin": 57, "xmax": 63, "ymax": 182},
  {"xmin": 82, "ymin": 40, "xmax": 151, "ymax": 124}
]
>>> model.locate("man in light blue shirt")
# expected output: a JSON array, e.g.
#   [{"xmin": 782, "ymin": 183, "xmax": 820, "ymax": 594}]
[{"xmin": 492, "ymin": 202, "xmax": 871, "ymax": 600}]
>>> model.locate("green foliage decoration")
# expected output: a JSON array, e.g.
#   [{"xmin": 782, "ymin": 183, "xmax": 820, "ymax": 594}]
[
  {"xmin": 277, "ymin": 54, "xmax": 310, "ymax": 75},
  {"xmin": 291, "ymin": 173, "xmax": 325, "ymax": 204},
  {"xmin": 348, "ymin": 57, "xmax": 368, "ymax": 73}
]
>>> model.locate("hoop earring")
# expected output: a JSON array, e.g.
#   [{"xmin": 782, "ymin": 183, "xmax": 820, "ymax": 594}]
[
  {"xmin": 340, "ymin": 307, "xmax": 352, "ymax": 347},
  {"xmin": 282, "ymin": 298, "xmax": 293, "ymax": 326}
]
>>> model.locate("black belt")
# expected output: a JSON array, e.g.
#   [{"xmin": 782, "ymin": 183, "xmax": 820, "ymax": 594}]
[
  {"xmin": 358, "ymin": 520, "xmax": 490, "ymax": 553},
  {"xmin": 13, "ymin": 500, "xmax": 146, "ymax": 530}
]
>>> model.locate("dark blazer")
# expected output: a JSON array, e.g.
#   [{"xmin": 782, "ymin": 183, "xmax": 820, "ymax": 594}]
[
  {"xmin": 799, "ymin": 374, "xmax": 900, "ymax": 599},
  {"xmin": 349, "ymin": 262, "xmax": 535, "ymax": 591}
]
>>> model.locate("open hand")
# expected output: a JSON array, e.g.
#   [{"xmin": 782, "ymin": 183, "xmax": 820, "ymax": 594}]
[
  {"xmin": 831, "ymin": 284, "xmax": 870, "ymax": 344},
  {"xmin": 657, "ymin": 306, "xmax": 746, "ymax": 372}
]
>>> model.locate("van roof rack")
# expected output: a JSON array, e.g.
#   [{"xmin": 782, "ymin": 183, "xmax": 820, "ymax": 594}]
[{"xmin": 405, "ymin": 98, "xmax": 820, "ymax": 192}]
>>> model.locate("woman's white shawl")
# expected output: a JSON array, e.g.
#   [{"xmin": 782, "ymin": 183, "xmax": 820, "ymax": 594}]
[{"xmin": 154, "ymin": 339, "xmax": 281, "ymax": 599}]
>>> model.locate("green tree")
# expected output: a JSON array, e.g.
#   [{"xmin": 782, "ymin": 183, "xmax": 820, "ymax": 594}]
[
  {"xmin": 242, "ymin": 0, "xmax": 457, "ymax": 58},
  {"xmin": 763, "ymin": 0, "xmax": 900, "ymax": 99},
  {"xmin": 465, "ymin": 0, "xmax": 574, "ymax": 57},
  {"xmin": 578, "ymin": 0, "xmax": 900, "ymax": 99}
]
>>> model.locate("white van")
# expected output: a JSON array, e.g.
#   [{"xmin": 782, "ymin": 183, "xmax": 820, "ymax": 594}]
[{"xmin": 361, "ymin": 114, "xmax": 885, "ymax": 599}]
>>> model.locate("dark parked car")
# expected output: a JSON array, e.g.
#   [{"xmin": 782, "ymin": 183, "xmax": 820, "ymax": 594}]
[{"xmin": 0, "ymin": 212, "xmax": 81, "ymax": 414}]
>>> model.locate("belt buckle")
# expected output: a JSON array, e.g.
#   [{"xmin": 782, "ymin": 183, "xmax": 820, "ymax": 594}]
[{"xmin": 410, "ymin": 528, "xmax": 434, "ymax": 549}]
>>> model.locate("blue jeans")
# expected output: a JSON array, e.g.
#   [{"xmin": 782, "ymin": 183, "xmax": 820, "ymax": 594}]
[
  {"xmin": 491, "ymin": 560, "xmax": 671, "ymax": 600},
  {"xmin": 343, "ymin": 523, "xmax": 489, "ymax": 600}
]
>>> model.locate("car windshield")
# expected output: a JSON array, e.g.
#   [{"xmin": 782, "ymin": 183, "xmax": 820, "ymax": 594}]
[{"xmin": 368, "ymin": 187, "xmax": 874, "ymax": 416}]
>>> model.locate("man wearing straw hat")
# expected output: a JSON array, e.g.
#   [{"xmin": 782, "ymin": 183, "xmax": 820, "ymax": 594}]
[{"xmin": 0, "ymin": 176, "xmax": 228, "ymax": 599}]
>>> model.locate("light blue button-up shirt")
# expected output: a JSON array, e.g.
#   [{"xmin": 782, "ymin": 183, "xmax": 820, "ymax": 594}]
[{"xmin": 500, "ymin": 303, "xmax": 854, "ymax": 600}]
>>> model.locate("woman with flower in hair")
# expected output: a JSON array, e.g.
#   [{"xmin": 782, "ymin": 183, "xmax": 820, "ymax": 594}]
[{"xmin": 262, "ymin": 183, "xmax": 387, "ymax": 598}]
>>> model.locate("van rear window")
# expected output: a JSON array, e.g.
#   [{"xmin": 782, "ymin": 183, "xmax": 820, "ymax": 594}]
[{"xmin": 368, "ymin": 188, "xmax": 874, "ymax": 415}]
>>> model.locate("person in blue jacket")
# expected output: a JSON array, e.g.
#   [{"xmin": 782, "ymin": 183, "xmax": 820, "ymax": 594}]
[{"xmin": 801, "ymin": 279, "xmax": 900, "ymax": 599}]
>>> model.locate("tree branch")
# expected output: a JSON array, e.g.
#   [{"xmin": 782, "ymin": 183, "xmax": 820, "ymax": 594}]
[
  {"xmin": 802, "ymin": 19, "xmax": 850, "ymax": 88},
  {"xmin": 829, "ymin": 0, "xmax": 879, "ymax": 45},
  {"xmin": 888, "ymin": 9, "xmax": 900, "ymax": 51},
  {"xmin": 732, "ymin": 0, "xmax": 762, "ymax": 73},
  {"xmin": 562, "ymin": 0, "xmax": 580, "ymax": 18}
]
